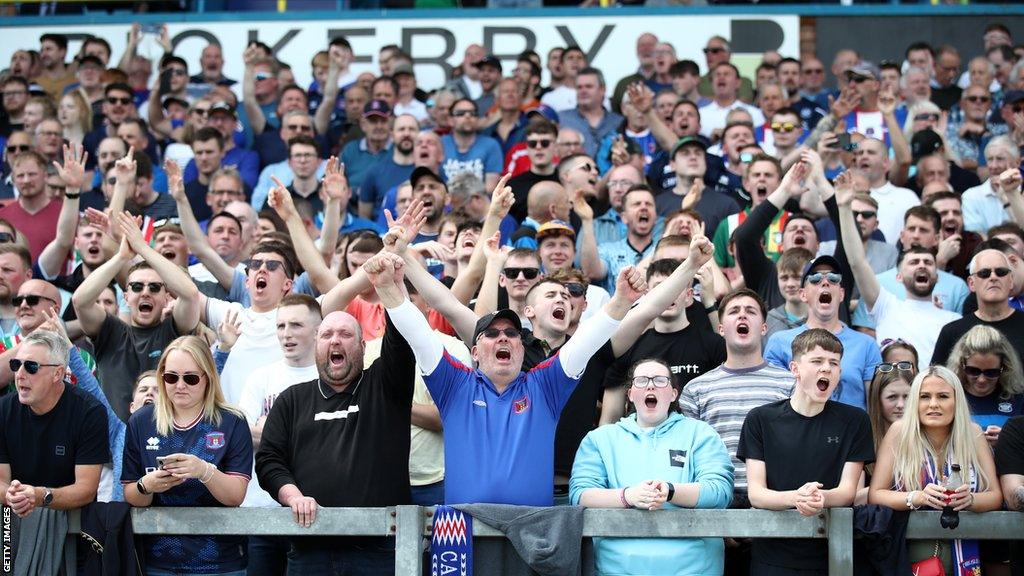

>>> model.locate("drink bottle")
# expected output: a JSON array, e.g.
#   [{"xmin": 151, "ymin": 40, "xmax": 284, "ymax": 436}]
[{"xmin": 940, "ymin": 464, "xmax": 963, "ymax": 530}]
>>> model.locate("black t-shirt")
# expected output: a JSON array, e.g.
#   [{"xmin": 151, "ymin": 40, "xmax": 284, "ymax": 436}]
[
  {"xmin": 932, "ymin": 310, "xmax": 1024, "ymax": 367},
  {"xmin": 184, "ymin": 180, "xmax": 211, "ymax": 222},
  {"xmin": 0, "ymin": 384, "xmax": 110, "ymax": 487},
  {"xmin": 603, "ymin": 323, "xmax": 726, "ymax": 391},
  {"xmin": 737, "ymin": 399, "xmax": 875, "ymax": 570},
  {"xmin": 94, "ymin": 313, "xmax": 181, "ymax": 422},
  {"xmin": 654, "ymin": 185, "xmax": 740, "ymax": 242},
  {"xmin": 507, "ymin": 171, "xmax": 559, "ymax": 224},
  {"xmin": 995, "ymin": 415, "xmax": 1024, "ymax": 476},
  {"xmin": 555, "ymin": 340, "xmax": 616, "ymax": 478}
]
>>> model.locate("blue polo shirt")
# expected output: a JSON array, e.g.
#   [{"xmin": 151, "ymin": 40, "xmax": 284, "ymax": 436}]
[
  {"xmin": 122, "ymin": 405, "xmax": 253, "ymax": 573},
  {"xmin": 424, "ymin": 351, "xmax": 577, "ymax": 506},
  {"xmin": 600, "ymin": 236, "xmax": 656, "ymax": 294},
  {"xmin": 764, "ymin": 324, "xmax": 881, "ymax": 410}
]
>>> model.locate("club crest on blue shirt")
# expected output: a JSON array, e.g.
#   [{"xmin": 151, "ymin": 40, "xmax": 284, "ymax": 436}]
[
  {"xmin": 999, "ymin": 402, "xmax": 1013, "ymax": 413},
  {"xmin": 513, "ymin": 395, "xmax": 530, "ymax": 415},
  {"xmin": 205, "ymin": 432, "xmax": 225, "ymax": 450}
]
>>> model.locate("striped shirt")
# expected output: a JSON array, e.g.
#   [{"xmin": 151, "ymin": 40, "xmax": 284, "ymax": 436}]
[{"xmin": 679, "ymin": 362, "xmax": 794, "ymax": 489}]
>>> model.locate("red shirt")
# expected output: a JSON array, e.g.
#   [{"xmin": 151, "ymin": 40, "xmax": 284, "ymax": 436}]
[{"xmin": 0, "ymin": 198, "xmax": 62, "ymax": 262}]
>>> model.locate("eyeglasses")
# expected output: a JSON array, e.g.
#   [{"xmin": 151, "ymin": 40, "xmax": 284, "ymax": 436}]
[
  {"xmin": 106, "ymin": 96, "xmax": 131, "ymax": 106},
  {"xmin": 5, "ymin": 144, "xmax": 30, "ymax": 154},
  {"xmin": 965, "ymin": 95, "xmax": 991, "ymax": 103},
  {"xmin": 702, "ymin": 47, "xmax": 726, "ymax": 54},
  {"xmin": 803, "ymin": 68, "xmax": 824, "ymax": 75},
  {"xmin": 9, "ymin": 359, "xmax": 61, "ymax": 374},
  {"xmin": 852, "ymin": 210, "xmax": 877, "ymax": 220},
  {"xmin": 962, "ymin": 364, "xmax": 1004, "ymax": 379},
  {"xmin": 11, "ymin": 294, "xmax": 57, "ymax": 307},
  {"xmin": 452, "ymin": 109, "xmax": 476, "ymax": 118},
  {"xmin": 876, "ymin": 361, "xmax": 914, "ymax": 374},
  {"xmin": 479, "ymin": 327, "xmax": 521, "ymax": 340},
  {"xmin": 255, "ymin": 72, "xmax": 273, "ymax": 82},
  {"xmin": 526, "ymin": 139, "xmax": 553, "ymax": 149},
  {"xmin": 974, "ymin": 267, "xmax": 1010, "ymax": 279},
  {"xmin": 631, "ymin": 375, "xmax": 672, "ymax": 388},
  {"xmin": 608, "ymin": 179, "xmax": 637, "ymax": 189},
  {"xmin": 162, "ymin": 372, "xmax": 202, "ymax": 385},
  {"xmin": 771, "ymin": 122, "xmax": 798, "ymax": 133},
  {"xmin": 564, "ymin": 282, "xmax": 586, "ymax": 298},
  {"xmin": 502, "ymin": 267, "xmax": 539, "ymax": 280},
  {"xmin": 245, "ymin": 258, "xmax": 286, "ymax": 273},
  {"xmin": 914, "ymin": 113, "xmax": 940, "ymax": 122},
  {"xmin": 2, "ymin": 91, "xmax": 27, "ymax": 98},
  {"xmin": 806, "ymin": 271, "xmax": 842, "ymax": 285},
  {"xmin": 0, "ymin": 232, "xmax": 13, "ymax": 243},
  {"xmin": 127, "ymin": 281, "xmax": 165, "ymax": 294},
  {"xmin": 286, "ymin": 124, "xmax": 313, "ymax": 132}
]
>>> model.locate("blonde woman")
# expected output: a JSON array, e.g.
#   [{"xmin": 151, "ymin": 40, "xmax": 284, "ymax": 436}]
[
  {"xmin": 947, "ymin": 324, "xmax": 1024, "ymax": 447},
  {"xmin": 57, "ymin": 91, "xmax": 92, "ymax": 146},
  {"xmin": 869, "ymin": 365, "xmax": 1002, "ymax": 573},
  {"xmin": 122, "ymin": 336, "xmax": 252, "ymax": 576}
]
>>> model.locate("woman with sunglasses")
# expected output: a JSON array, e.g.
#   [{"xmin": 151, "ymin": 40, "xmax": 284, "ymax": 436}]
[
  {"xmin": 947, "ymin": 325, "xmax": 1024, "ymax": 448},
  {"xmin": 880, "ymin": 338, "xmax": 919, "ymax": 376},
  {"xmin": 571, "ymin": 358, "xmax": 733, "ymax": 576},
  {"xmin": 869, "ymin": 366, "xmax": 1002, "ymax": 574},
  {"xmin": 122, "ymin": 336, "xmax": 253, "ymax": 576}
]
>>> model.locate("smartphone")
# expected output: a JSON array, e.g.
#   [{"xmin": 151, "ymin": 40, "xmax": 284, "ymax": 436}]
[
  {"xmin": 156, "ymin": 456, "xmax": 169, "ymax": 469},
  {"xmin": 159, "ymin": 69, "xmax": 173, "ymax": 95},
  {"xmin": 837, "ymin": 133, "xmax": 856, "ymax": 152},
  {"xmin": 141, "ymin": 23, "xmax": 163, "ymax": 35}
]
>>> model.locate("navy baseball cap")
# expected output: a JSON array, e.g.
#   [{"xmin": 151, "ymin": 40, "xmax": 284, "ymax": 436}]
[
  {"xmin": 473, "ymin": 309, "xmax": 522, "ymax": 343},
  {"xmin": 801, "ymin": 255, "xmax": 842, "ymax": 286},
  {"xmin": 363, "ymin": 99, "xmax": 392, "ymax": 118}
]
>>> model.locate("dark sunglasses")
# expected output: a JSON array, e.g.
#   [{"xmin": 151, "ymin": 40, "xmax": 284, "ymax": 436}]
[
  {"xmin": 9, "ymin": 358, "xmax": 61, "ymax": 374},
  {"xmin": 452, "ymin": 109, "xmax": 476, "ymax": 118},
  {"xmin": 503, "ymin": 267, "xmax": 539, "ymax": 280},
  {"xmin": 849, "ymin": 76, "xmax": 870, "ymax": 84},
  {"xmin": 526, "ymin": 139, "xmax": 553, "ymax": 149},
  {"xmin": 479, "ymin": 327, "xmax": 521, "ymax": 340},
  {"xmin": 255, "ymin": 72, "xmax": 274, "ymax": 81},
  {"xmin": 162, "ymin": 372, "xmax": 202, "ymax": 385},
  {"xmin": 852, "ymin": 210, "xmax": 877, "ymax": 220},
  {"xmin": 245, "ymin": 258, "xmax": 285, "ymax": 273},
  {"xmin": 564, "ymin": 282, "xmax": 586, "ymax": 298},
  {"xmin": 5, "ymin": 144, "xmax": 30, "ymax": 154},
  {"xmin": 128, "ymin": 281, "xmax": 165, "ymax": 294},
  {"xmin": 974, "ymin": 267, "xmax": 1010, "ymax": 279},
  {"xmin": 877, "ymin": 361, "xmax": 914, "ymax": 374},
  {"xmin": 963, "ymin": 364, "xmax": 1003, "ymax": 379},
  {"xmin": 702, "ymin": 47, "xmax": 726, "ymax": 54},
  {"xmin": 631, "ymin": 375, "xmax": 671, "ymax": 388},
  {"xmin": 806, "ymin": 271, "xmax": 842, "ymax": 285},
  {"xmin": 11, "ymin": 294, "xmax": 56, "ymax": 307},
  {"xmin": 914, "ymin": 113, "xmax": 940, "ymax": 122},
  {"xmin": 965, "ymin": 95, "xmax": 991, "ymax": 103},
  {"xmin": 106, "ymin": 96, "xmax": 132, "ymax": 106}
]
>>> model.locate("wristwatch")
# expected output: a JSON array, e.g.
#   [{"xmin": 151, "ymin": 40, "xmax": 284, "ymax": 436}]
[
  {"xmin": 666, "ymin": 483, "xmax": 676, "ymax": 502},
  {"xmin": 64, "ymin": 191, "xmax": 81, "ymax": 199},
  {"xmin": 41, "ymin": 487, "xmax": 53, "ymax": 507},
  {"xmin": 137, "ymin": 479, "xmax": 150, "ymax": 496}
]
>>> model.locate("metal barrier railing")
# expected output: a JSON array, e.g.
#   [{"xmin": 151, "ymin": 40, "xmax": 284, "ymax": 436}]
[{"xmin": 63, "ymin": 506, "xmax": 1024, "ymax": 576}]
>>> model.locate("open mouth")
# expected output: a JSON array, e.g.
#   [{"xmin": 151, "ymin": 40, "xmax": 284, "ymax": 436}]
[
  {"xmin": 816, "ymin": 377, "xmax": 830, "ymax": 392},
  {"xmin": 496, "ymin": 348, "xmax": 512, "ymax": 361},
  {"xmin": 255, "ymin": 278, "xmax": 268, "ymax": 290},
  {"xmin": 756, "ymin": 186, "xmax": 768, "ymax": 198},
  {"xmin": 161, "ymin": 250, "xmax": 177, "ymax": 260},
  {"xmin": 552, "ymin": 306, "xmax": 566, "ymax": 320},
  {"xmin": 329, "ymin": 351, "xmax": 345, "ymax": 367},
  {"xmin": 819, "ymin": 292, "xmax": 833, "ymax": 304},
  {"xmin": 138, "ymin": 302, "xmax": 154, "ymax": 313},
  {"xmin": 792, "ymin": 235, "xmax": 806, "ymax": 246},
  {"xmin": 644, "ymin": 394, "xmax": 657, "ymax": 408},
  {"xmin": 637, "ymin": 214, "xmax": 651, "ymax": 225},
  {"xmin": 943, "ymin": 224, "xmax": 958, "ymax": 235},
  {"xmin": 737, "ymin": 323, "xmax": 750, "ymax": 335},
  {"xmin": 914, "ymin": 273, "xmax": 929, "ymax": 284},
  {"xmin": 87, "ymin": 246, "xmax": 101, "ymax": 257},
  {"xmin": 461, "ymin": 238, "xmax": 476, "ymax": 249}
]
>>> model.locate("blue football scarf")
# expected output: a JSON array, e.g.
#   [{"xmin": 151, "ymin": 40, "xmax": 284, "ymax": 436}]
[{"xmin": 431, "ymin": 505, "xmax": 473, "ymax": 576}]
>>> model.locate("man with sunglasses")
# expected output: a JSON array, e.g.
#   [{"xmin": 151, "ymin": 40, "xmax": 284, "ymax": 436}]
[
  {"xmin": 536, "ymin": 220, "xmax": 609, "ymax": 324},
  {"xmin": 933, "ymin": 248, "xmax": 1024, "ymax": 366},
  {"xmin": 840, "ymin": 62, "xmax": 909, "ymax": 147},
  {"xmin": 73, "ymin": 212, "xmax": 202, "ymax": 422},
  {"xmin": 82, "ymin": 83, "xmax": 137, "ymax": 173},
  {"xmin": 697, "ymin": 37, "xmax": 755, "ymax": 104},
  {"xmin": 765, "ymin": 254, "xmax": 881, "ymax": 410},
  {"xmin": 946, "ymin": 84, "xmax": 1006, "ymax": 170},
  {"xmin": 0, "ymin": 280, "xmax": 71, "ymax": 381},
  {"xmin": 441, "ymin": 98, "xmax": 502, "ymax": 192},
  {"xmin": 838, "ymin": 171, "xmax": 959, "ymax": 367}
]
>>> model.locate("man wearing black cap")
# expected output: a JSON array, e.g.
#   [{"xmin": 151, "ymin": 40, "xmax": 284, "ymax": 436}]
[
  {"xmin": 340, "ymin": 99, "xmax": 392, "ymax": 199},
  {"xmin": 181, "ymin": 101, "xmax": 259, "ymax": 191},
  {"xmin": 473, "ymin": 55, "xmax": 503, "ymax": 116},
  {"xmin": 657, "ymin": 135, "xmax": 740, "ymax": 236},
  {"xmin": 910, "ymin": 128, "xmax": 980, "ymax": 194},
  {"xmin": 764, "ymin": 254, "xmax": 881, "ymax": 410},
  {"xmin": 375, "ymin": 239, "xmax": 647, "ymax": 505}
]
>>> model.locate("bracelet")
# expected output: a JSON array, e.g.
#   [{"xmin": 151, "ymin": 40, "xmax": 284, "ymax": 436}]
[
  {"xmin": 906, "ymin": 490, "xmax": 920, "ymax": 510},
  {"xmin": 619, "ymin": 487, "xmax": 631, "ymax": 509},
  {"xmin": 704, "ymin": 302, "xmax": 718, "ymax": 313},
  {"xmin": 64, "ymin": 191, "xmax": 81, "ymax": 199},
  {"xmin": 199, "ymin": 462, "xmax": 215, "ymax": 484}
]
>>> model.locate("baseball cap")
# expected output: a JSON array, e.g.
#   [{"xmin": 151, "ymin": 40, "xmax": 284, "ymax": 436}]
[
  {"xmin": 801, "ymin": 255, "xmax": 842, "ymax": 286},
  {"xmin": 410, "ymin": 166, "xmax": 445, "ymax": 190},
  {"xmin": 911, "ymin": 129, "xmax": 943, "ymax": 163},
  {"xmin": 472, "ymin": 309, "xmax": 523, "ymax": 343},
  {"xmin": 671, "ymin": 135, "xmax": 707, "ymax": 157},
  {"xmin": 1003, "ymin": 90, "xmax": 1024, "ymax": 106},
  {"xmin": 77, "ymin": 54, "xmax": 104, "ymax": 69},
  {"xmin": 473, "ymin": 56, "xmax": 503, "ymax": 72},
  {"xmin": 363, "ymin": 99, "xmax": 392, "ymax": 118},
  {"xmin": 536, "ymin": 220, "xmax": 576, "ymax": 242},
  {"xmin": 845, "ymin": 61, "xmax": 880, "ymax": 81},
  {"xmin": 525, "ymin": 104, "xmax": 560, "ymax": 124},
  {"xmin": 209, "ymin": 101, "xmax": 236, "ymax": 117},
  {"xmin": 161, "ymin": 94, "xmax": 190, "ymax": 110},
  {"xmin": 392, "ymin": 62, "xmax": 415, "ymax": 77}
]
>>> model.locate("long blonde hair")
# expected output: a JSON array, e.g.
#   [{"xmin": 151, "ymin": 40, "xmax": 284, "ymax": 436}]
[
  {"xmin": 153, "ymin": 335, "xmax": 240, "ymax": 436},
  {"xmin": 891, "ymin": 365, "xmax": 989, "ymax": 492},
  {"xmin": 947, "ymin": 324, "xmax": 1024, "ymax": 400}
]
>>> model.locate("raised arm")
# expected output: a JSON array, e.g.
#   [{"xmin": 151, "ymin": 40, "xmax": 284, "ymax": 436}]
[
  {"xmin": 107, "ymin": 147, "xmax": 135, "ymax": 243},
  {"xmin": 72, "ymin": 237, "xmax": 135, "ymax": 336},
  {"xmin": 319, "ymin": 158, "xmax": 346, "ymax": 267},
  {"xmin": 835, "ymin": 171, "xmax": 880, "ymax": 308},
  {"xmin": 166, "ymin": 160, "xmax": 236, "ymax": 290},
  {"xmin": 314, "ymin": 50, "xmax": 344, "ymax": 137},
  {"xmin": 628, "ymin": 82, "xmax": 676, "ymax": 153},
  {"xmin": 242, "ymin": 46, "xmax": 267, "ymax": 136},
  {"xmin": 470, "ymin": 232, "xmax": 507, "ymax": 319},
  {"xmin": 1001, "ymin": 169, "xmax": 1024, "ymax": 226},
  {"xmin": 879, "ymin": 88, "xmax": 911, "ymax": 186},
  {"xmin": 575, "ymin": 189, "xmax": 608, "ymax": 282},
  {"xmin": 559, "ymin": 266, "xmax": 646, "ymax": 377},
  {"xmin": 268, "ymin": 176, "xmax": 339, "ymax": 293},
  {"xmin": 117, "ymin": 212, "xmax": 201, "ymax": 335},
  {"xmin": 450, "ymin": 174, "xmax": 514, "ymax": 304},
  {"xmin": 39, "ymin": 144, "xmax": 88, "ymax": 278}
]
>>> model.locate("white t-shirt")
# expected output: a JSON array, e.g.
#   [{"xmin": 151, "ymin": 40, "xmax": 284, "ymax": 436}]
[
  {"xmin": 189, "ymin": 261, "xmax": 246, "ymax": 285},
  {"xmin": 541, "ymin": 85, "xmax": 577, "ymax": 112},
  {"xmin": 870, "ymin": 182, "xmax": 920, "ymax": 244},
  {"xmin": 239, "ymin": 359, "xmax": 319, "ymax": 508},
  {"xmin": 868, "ymin": 287, "xmax": 960, "ymax": 366},
  {"xmin": 698, "ymin": 100, "xmax": 765, "ymax": 139},
  {"xmin": 394, "ymin": 98, "xmax": 429, "ymax": 123},
  {"xmin": 206, "ymin": 298, "xmax": 282, "ymax": 405}
]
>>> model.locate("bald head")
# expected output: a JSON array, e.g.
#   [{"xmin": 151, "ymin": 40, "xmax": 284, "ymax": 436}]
[
  {"xmin": 316, "ymin": 310, "xmax": 364, "ymax": 389},
  {"xmin": 317, "ymin": 310, "xmax": 361, "ymax": 339},
  {"xmin": 526, "ymin": 181, "xmax": 568, "ymax": 220},
  {"xmin": 15, "ymin": 279, "xmax": 61, "ymax": 333}
]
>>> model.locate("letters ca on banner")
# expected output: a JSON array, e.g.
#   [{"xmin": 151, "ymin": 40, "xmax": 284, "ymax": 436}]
[{"xmin": 1, "ymin": 15, "xmax": 797, "ymax": 91}]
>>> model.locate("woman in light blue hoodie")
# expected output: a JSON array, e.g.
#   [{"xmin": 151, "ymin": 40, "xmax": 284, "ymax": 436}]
[{"xmin": 570, "ymin": 358, "xmax": 734, "ymax": 576}]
